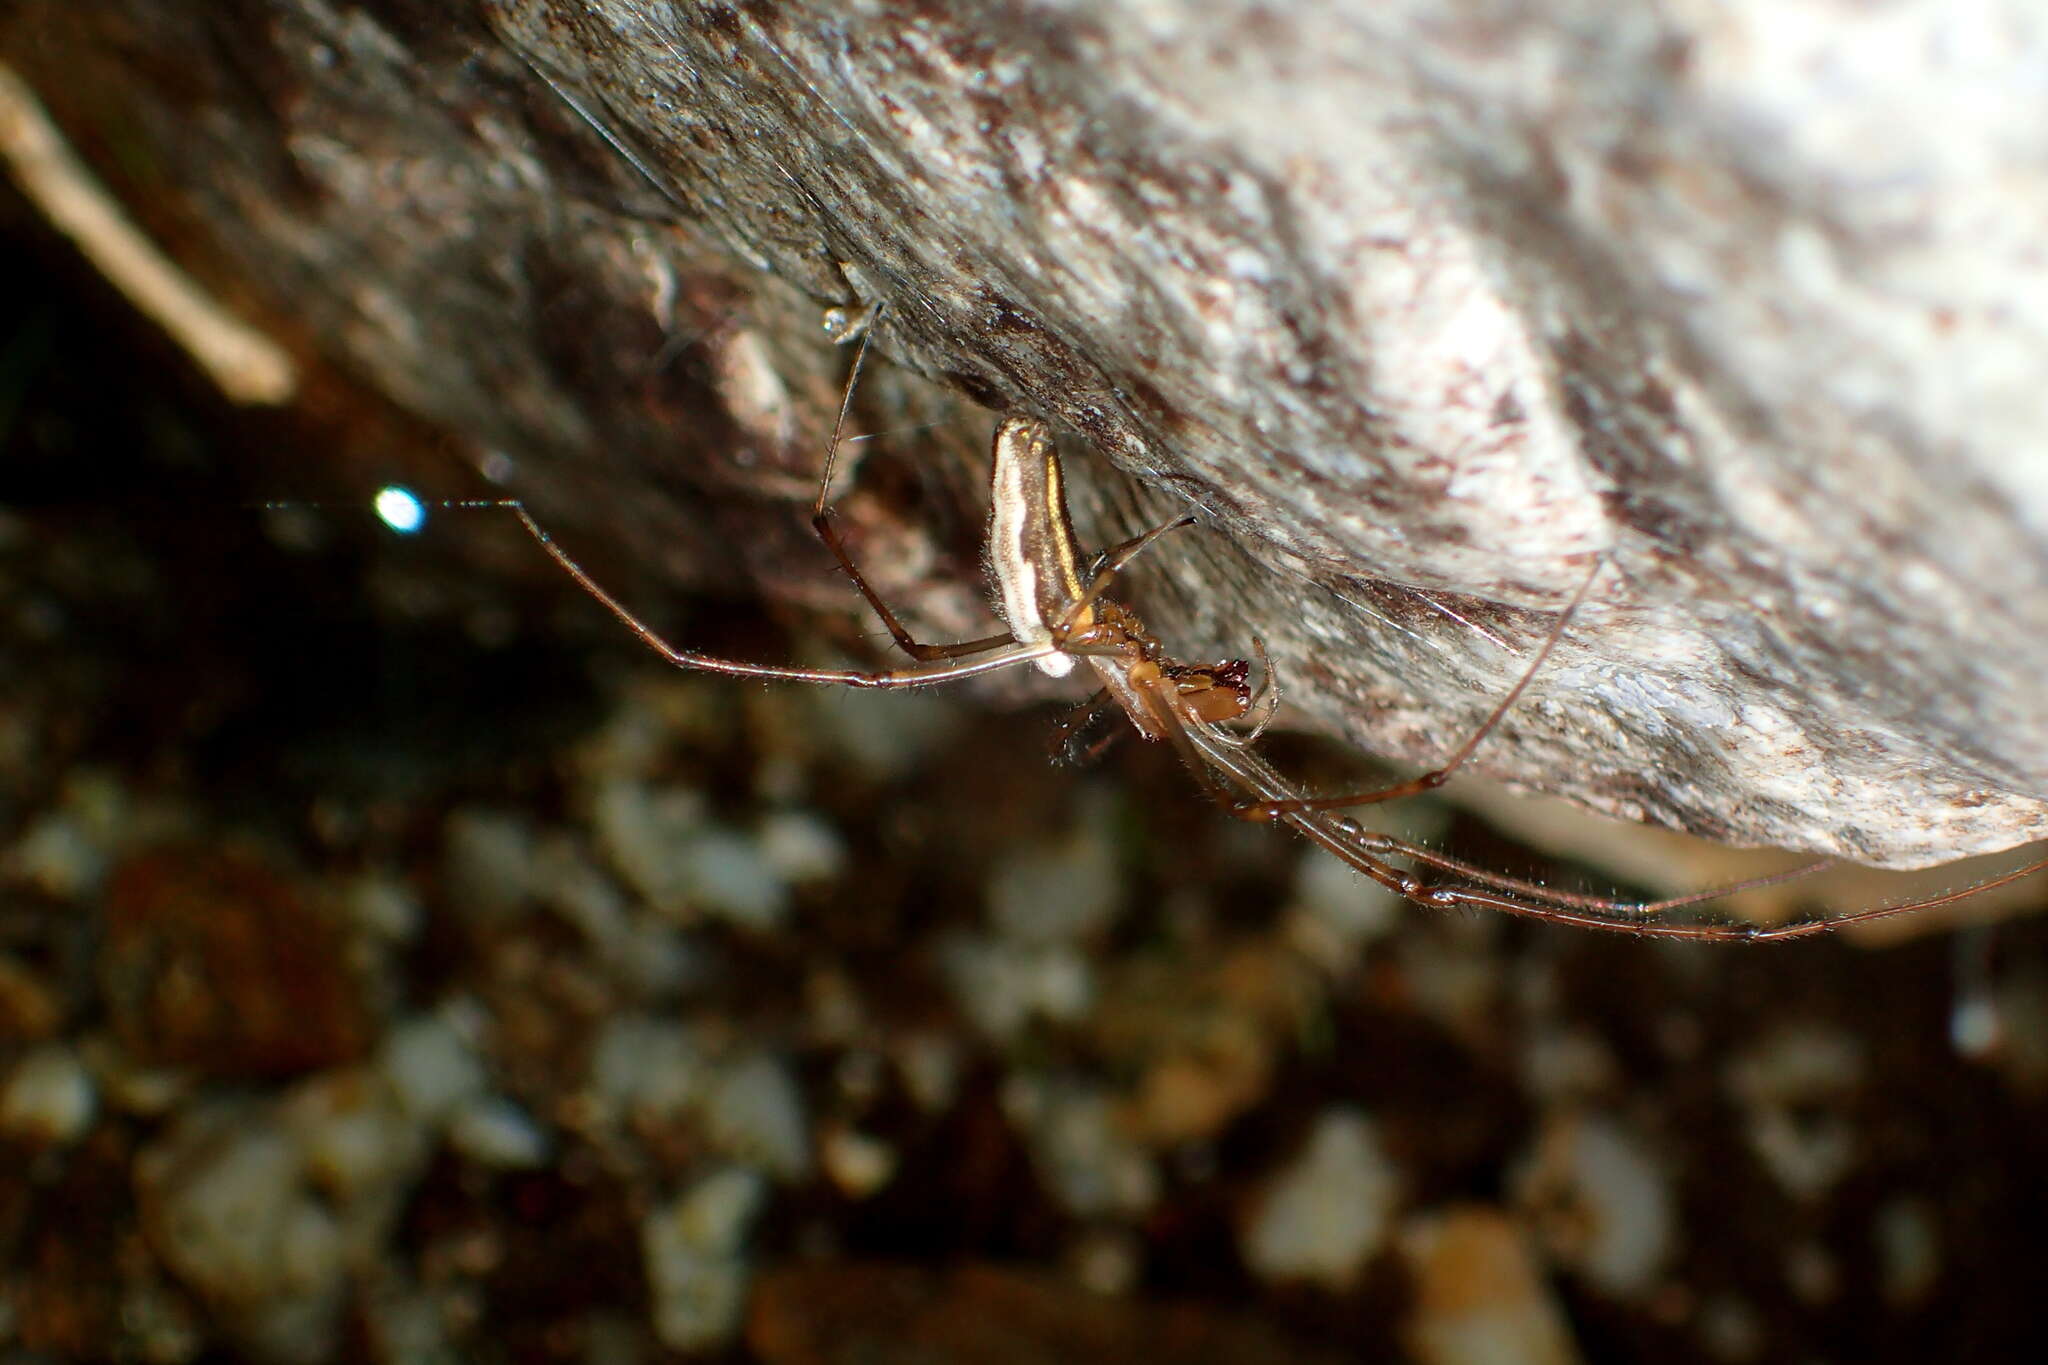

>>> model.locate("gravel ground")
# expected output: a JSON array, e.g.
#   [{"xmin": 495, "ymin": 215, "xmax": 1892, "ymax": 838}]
[{"xmin": 4, "ymin": 194, "xmax": 2047, "ymax": 1365}]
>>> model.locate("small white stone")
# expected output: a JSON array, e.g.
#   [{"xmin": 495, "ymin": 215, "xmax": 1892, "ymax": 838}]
[
  {"xmin": 139, "ymin": 1109, "xmax": 342, "ymax": 1306},
  {"xmin": 675, "ymin": 1166, "xmax": 769, "ymax": 1255},
  {"xmin": 1518, "ymin": 1029, "xmax": 1620, "ymax": 1103},
  {"xmin": 1292, "ymin": 846, "xmax": 1401, "ymax": 949},
  {"xmin": 442, "ymin": 807, "xmax": 539, "ymax": 918},
  {"xmin": 1004, "ymin": 1075, "xmax": 1157, "ymax": 1219},
  {"xmin": 590, "ymin": 778, "xmax": 709, "ymax": 914},
  {"xmin": 1243, "ymin": 1110, "xmax": 1400, "ymax": 1289},
  {"xmin": 1725, "ymin": 1025, "xmax": 1867, "ymax": 1201},
  {"xmin": 382, "ymin": 1010, "xmax": 488, "ymax": 1126},
  {"xmin": 806, "ymin": 676, "xmax": 961, "ymax": 778},
  {"xmin": 613, "ymin": 917, "xmax": 705, "ymax": 998},
  {"xmin": 675, "ymin": 827, "xmax": 790, "ymax": 931},
  {"xmin": 530, "ymin": 833, "xmax": 632, "ymax": 946},
  {"xmin": 642, "ymin": 1168, "xmax": 768, "ymax": 1353},
  {"xmin": 448, "ymin": 1096, "xmax": 551, "ymax": 1169},
  {"xmin": 756, "ymin": 809, "xmax": 847, "ymax": 884},
  {"xmin": 707, "ymin": 1053, "xmax": 810, "ymax": 1179},
  {"xmin": 6, "ymin": 812, "xmax": 105, "ymax": 901},
  {"xmin": 283, "ymin": 1071, "xmax": 425, "ymax": 1202},
  {"xmin": 1981, "ymin": 967, "xmax": 2048, "ymax": 1092},
  {"xmin": 89, "ymin": 1038, "xmax": 189, "ymax": 1117},
  {"xmin": 820, "ymin": 1128, "xmax": 897, "ymax": 1198},
  {"xmin": 0, "ymin": 1042, "xmax": 96, "ymax": 1144},
  {"xmin": 940, "ymin": 934, "xmax": 1093, "ymax": 1042},
  {"xmin": 362, "ymin": 1281, "xmax": 450, "ymax": 1364},
  {"xmin": 589, "ymin": 1016, "xmax": 708, "ymax": 1121},
  {"xmin": 895, "ymin": 1033, "xmax": 962, "ymax": 1113},
  {"xmin": 987, "ymin": 800, "xmax": 1124, "ymax": 945},
  {"xmin": 344, "ymin": 872, "xmax": 422, "ymax": 941},
  {"xmin": 1514, "ymin": 1111, "xmax": 1674, "ymax": 1299}
]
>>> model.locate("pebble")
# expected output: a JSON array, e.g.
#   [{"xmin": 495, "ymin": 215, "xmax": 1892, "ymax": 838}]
[
  {"xmin": 987, "ymin": 796, "xmax": 1124, "ymax": 945},
  {"xmin": 7, "ymin": 810, "xmax": 105, "ymax": 899},
  {"xmin": 673, "ymin": 826, "xmax": 791, "ymax": 931},
  {"xmin": 1393, "ymin": 930, "xmax": 1505, "ymax": 1044},
  {"xmin": 90, "ymin": 1039, "xmax": 191, "ymax": 1117},
  {"xmin": 706, "ymin": 1051, "xmax": 811, "ymax": 1179},
  {"xmin": 441, "ymin": 807, "xmax": 539, "ymax": 919},
  {"xmin": 893, "ymin": 1032, "xmax": 963, "ymax": 1113},
  {"xmin": 805, "ymin": 684, "xmax": 960, "ymax": 778},
  {"xmin": 381, "ymin": 1007, "xmax": 489, "ymax": 1126},
  {"xmin": 594, "ymin": 776, "xmax": 805, "ymax": 930},
  {"xmin": 819, "ymin": 1126, "xmax": 897, "ymax": 1198},
  {"xmin": 588, "ymin": 1015, "xmax": 709, "ymax": 1122},
  {"xmin": 136, "ymin": 1104, "xmax": 349, "ymax": 1362},
  {"xmin": 1067, "ymin": 1228, "xmax": 1143, "ymax": 1296},
  {"xmin": 1724, "ymin": 1024, "xmax": 1866, "ymax": 1201},
  {"xmin": 5, "ymin": 769, "xmax": 129, "ymax": 900},
  {"xmin": 642, "ymin": 1167, "xmax": 768, "ymax": 1353},
  {"xmin": 756, "ymin": 808, "xmax": 847, "ymax": 884},
  {"xmin": 1981, "ymin": 966, "xmax": 2048, "ymax": 1093},
  {"xmin": 0, "ymin": 1041, "xmax": 97, "ymax": 1144},
  {"xmin": 1003, "ymin": 1073, "xmax": 1158, "ymax": 1219},
  {"xmin": 343, "ymin": 872, "xmax": 422, "ymax": 942},
  {"xmin": 591, "ymin": 778, "xmax": 708, "ymax": 911},
  {"xmin": 1517, "ymin": 1028, "xmax": 1620, "ymax": 1103},
  {"xmin": 1288, "ymin": 846, "xmax": 1401, "ymax": 960},
  {"xmin": 528, "ymin": 833, "xmax": 633, "ymax": 948},
  {"xmin": 1399, "ymin": 1206, "xmax": 1584, "ymax": 1365},
  {"xmin": 284, "ymin": 1070, "xmax": 427, "ymax": 1203},
  {"xmin": 447, "ymin": 1096, "xmax": 551, "ymax": 1169},
  {"xmin": 940, "ymin": 933, "xmax": 1093, "ymax": 1042},
  {"xmin": 1784, "ymin": 1240, "xmax": 1840, "ymax": 1305},
  {"xmin": 1694, "ymin": 1292, "xmax": 1765, "ymax": 1363},
  {"xmin": 1242, "ymin": 1109, "xmax": 1399, "ymax": 1289},
  {"xmin": 1514, "ymin": 1110, "xmax": 1674, "ymax": 1299}
]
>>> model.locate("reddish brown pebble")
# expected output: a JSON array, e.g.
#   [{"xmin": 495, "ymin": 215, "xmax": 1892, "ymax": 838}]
[{"xmin": 100, "ymin": 848, "xmax": 370, "ymax": 1078}]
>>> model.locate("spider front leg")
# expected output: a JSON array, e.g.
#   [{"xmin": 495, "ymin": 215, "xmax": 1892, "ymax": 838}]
[{"xmin": 509, "ymin": 508, "xmax": 1061, "ymax": 687}]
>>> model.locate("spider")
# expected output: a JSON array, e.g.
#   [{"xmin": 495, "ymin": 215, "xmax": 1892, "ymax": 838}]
[{"xmin": 508, "ymin": 315, "xmax": 2048, "ymax": 941}]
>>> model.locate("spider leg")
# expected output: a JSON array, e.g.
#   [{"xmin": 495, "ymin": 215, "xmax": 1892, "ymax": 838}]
[
  {"xmin": 512, "ymin": 507, "xmax": 1052, "ymax": 687},
  {"xmin": 807, "ymin": 302, "xmax": 1016, "ymax": 662},
  {"xmin": 1234, "ymin": 555, "xmax": 1606, "ymax": 820}
]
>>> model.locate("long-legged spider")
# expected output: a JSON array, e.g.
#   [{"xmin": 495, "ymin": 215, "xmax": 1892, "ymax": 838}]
[{"xmin": 508, "ymin": 319, "xmax": 2048, "ymax": 941}]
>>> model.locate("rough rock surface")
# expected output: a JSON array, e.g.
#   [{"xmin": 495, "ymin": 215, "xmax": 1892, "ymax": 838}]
[{"xmin": 9, "ymin": 0, "xmax": 2047, "ymax": 865}]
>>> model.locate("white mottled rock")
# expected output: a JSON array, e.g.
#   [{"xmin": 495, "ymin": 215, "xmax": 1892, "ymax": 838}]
[
  {"xmin": 706, "ymin": 1051, "xmax": 810, "ymax": 1179},
  {"xmin": 381, "ymin": 1007, "xmax": 489, "ymax": 1126},
  {"xmin": 0, "ymin": 1042, "xmax": 96, "ymax": 1144},
  {"xmin": 642, "ymin": 1167, "xmax": 768, "ymax": 1353},
  {"xmin": 1514, "ymin": 1110, "xmax": 1675, "ymax": 1299},
  {"xmin": 987, "ymin": 796, "xmax": 1125, "ymax": 945},
  {"xmin": 1242, "ymin": 1109, "xmax": 1401, "ymax": 1289},
  {"xmin": 136, "ymin": 1105, "xmax": 349, "ymax": 1363},
  {"xmin": 448, "ymin": 1095, "xmax": 551, "ymax": 1169},
  {"xmin": 1003, "ymin": 1073, "xmax": 1158, "ymax": 1220},
  {"xmin": 1724, "ymin": 1024, "xmax": 1867, "ymax": 1201},
  {"xmin": 940, "ymin": 934, "xmax": 1093, "ymax": 1043}
]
